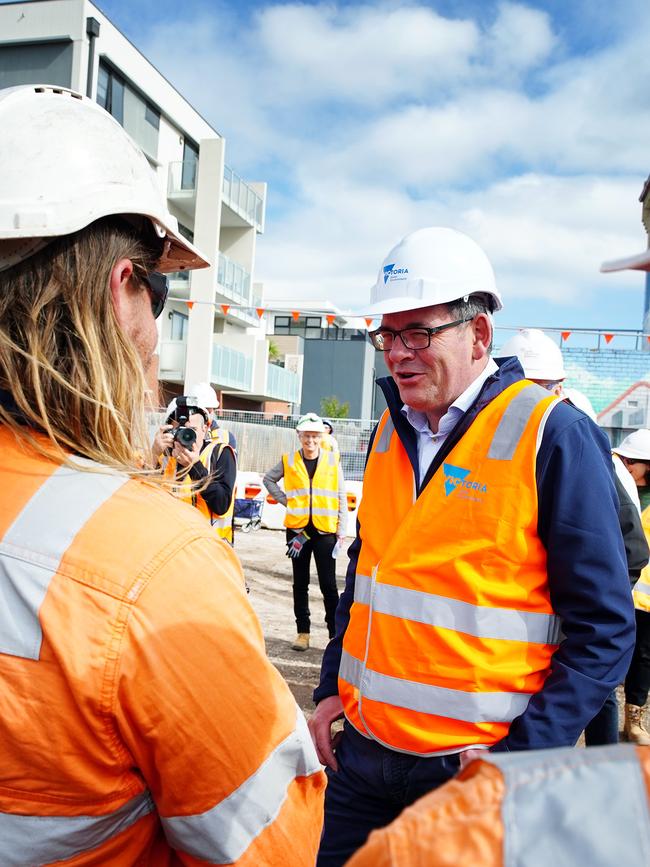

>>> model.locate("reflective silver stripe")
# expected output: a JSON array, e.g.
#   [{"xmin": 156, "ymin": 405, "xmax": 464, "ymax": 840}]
[
  {"xmin": 0, "ymin": 791, "xmax": 153, "ymax": 867},
  {"xmin": 633, "ymin": 580, "xmax": 650, "ymax": 596},
  {"xmin": 211, "ymin": 515, "xmax": 232, "ymax": 528},
  {"xmin": 354, "ymin": 573, "xmax": 562, "ymax": 644},
  {"xmin": 486, "ymin": 744, "xmax": 650, "ymax": 867},
  {"xmin": 0, "ymin": 464, "xmax": 128, "ymax": 660},
  {"xmin": 311, "ymin": 488, "xmax": 338, "ymax": 498},
  {"xmin": 374, "ymin": 415, "xmax": 394, "ymax": 454},
  {"xmin": 287, "ymin": 507, "xmax": 338, "ymax": 517},
  {"xmin": 327, "ymin": 450, "xmax": 337, "ymax": 466},
  {"xmin": 340, "ymin": 649, "xmax": 532, "ymax": 723},
  {"xmin": 286, "ymin": 452, "xmax": 295, "ymax": 467},
  {"xmin": 285, "ymin": 487, "xmax": 310, "ymax": 498},
  {"xmin": 162, "ymin": 706, "xmax": 321, "ymax": 863},
  {"xmin": 488, "ymin": 383, "xmax": 550, "ymax": 461}
]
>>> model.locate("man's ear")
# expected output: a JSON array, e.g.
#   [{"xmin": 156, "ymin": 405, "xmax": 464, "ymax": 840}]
[
  {"xmin": 109, "ymin": 258, "xmax": 134, "ymax": 327},
  {"xmin": 471, "ymin": 313, "xmax": 492, "ymax": 360}
]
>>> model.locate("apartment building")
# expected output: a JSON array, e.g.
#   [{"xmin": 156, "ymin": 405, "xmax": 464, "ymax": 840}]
[{"xmin": 0, "ymin": 0, "xmax": 303, "ymax": 410}]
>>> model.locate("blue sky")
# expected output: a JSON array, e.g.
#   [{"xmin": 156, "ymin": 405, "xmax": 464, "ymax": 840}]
[{"xmin": 96, "ymin": 1, "xmax": 650, "ymax": 330}]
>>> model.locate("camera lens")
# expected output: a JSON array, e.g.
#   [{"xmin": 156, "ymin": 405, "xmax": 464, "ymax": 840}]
[{"xmin": 174, "ymin": 426, "xmax": 197, "ymax": 448}]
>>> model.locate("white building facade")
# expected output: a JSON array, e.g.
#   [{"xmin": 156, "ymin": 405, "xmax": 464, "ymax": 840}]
[{"xmin": 0, "ymin": 0, "xmax": 302, "ymax": 411}]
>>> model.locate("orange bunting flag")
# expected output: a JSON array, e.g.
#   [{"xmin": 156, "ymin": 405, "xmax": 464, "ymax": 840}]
[
  {"xmin": 561, "ymin": 331, "xmax": 571, "ymax": 341},
  {"xmin": 221, "ymin": 304, "xmax": 230, "ymax": 316},
  {"xmin": 604, "ymin": 333, "xmax": 614, "ymax": 344},
  {"xmin": 646, "ymin": 335, "xmax": 650, "ymax": 345},
  {"xmin": 291, "ymin": 311, "xmax": 301, "ymax": 321},
  {"xmin": 256, "ymin": 307, "xmax": 265, "ymax": 318},
  {"xmin": 326, "ymin": 314, "xmax": 336, "ymax": 326},
  {"xmin": 186, "ymin": 301, "xmax": 194, "ymax": 310},
  {"xmin": 364, "ymin": 317, "xmax": 374, "ymax": 328}
]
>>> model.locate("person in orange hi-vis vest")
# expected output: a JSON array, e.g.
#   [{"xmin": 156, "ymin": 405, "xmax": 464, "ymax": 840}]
[
  {"xmin": 0, "ymin": 85, "xmax": 325, "ymax": 866},
  {"xmin": 308, "ymin": 227, "xmax": 635, "ymax": 866},
  {"xmin": 347, "ymin": 744, "xmax": 650, "ymax": 867}
]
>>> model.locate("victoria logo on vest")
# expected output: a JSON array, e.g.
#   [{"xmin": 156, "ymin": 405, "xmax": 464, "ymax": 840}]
[{"xmin": 443, "ymin": 463, "xmax": 488, "ymax": 501}]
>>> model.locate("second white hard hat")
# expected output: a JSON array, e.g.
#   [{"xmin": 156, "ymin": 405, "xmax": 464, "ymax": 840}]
[
  {"xmin": 499, "ymin": 329, "xmax": 566, "ymax": 381},
  {"xmin": 166, "ymin": 395, "xmax": 209, "ymax": 422},
  {"xmin": 0, "ymin": 85, "xmax": 209, "ymax": 273},
  {"xmin": 296, "ymin": 413, "xmax": 325, "ymax": 433},
  {"xmin": 189, "ymin": 382, "xmax": 219, "ymax": 409},
  {"xmin": 365, "ymin": 227, "xmax": 502, "ymax": 317},
  {"xmin": 612, "ymin": 430, "xmax": 650, "ymax": 461}
]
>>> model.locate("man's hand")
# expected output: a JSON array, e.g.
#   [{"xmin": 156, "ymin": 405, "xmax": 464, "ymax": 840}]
[
  {"xmin": 308, "ymin": 695, "xmax": 344, "ymax": 771},
  {"xmin": 459, "ymin": 747, "xmax": 488, "ymax": 771},
  {"xmin": 152, "ymin": 424, "xmax": 174, "ymax": 462},
  {"xmin": 172, "ymin": 433, "xmax": 202, "ymax": 469}
]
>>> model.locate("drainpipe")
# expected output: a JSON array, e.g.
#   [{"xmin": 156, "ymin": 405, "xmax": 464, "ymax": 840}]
[{"xmin": 86, "ymin": 17, "xmax": 101, "ymax": 98}]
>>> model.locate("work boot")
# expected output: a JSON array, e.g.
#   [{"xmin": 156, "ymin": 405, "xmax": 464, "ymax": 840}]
[
  {"xmin": 624, "ymin": 704, "xmax": 650, "ymax": 745},
  {"xmin": 292, "ymin": 633, "xmax": 310, "ymax": 652}
]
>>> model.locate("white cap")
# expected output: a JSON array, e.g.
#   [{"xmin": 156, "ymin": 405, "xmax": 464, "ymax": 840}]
[
  {"xmin": 364, "ymin": 227, "xmax": 502, "ymax": 317},
  {"xmin": 612, "ymin": 429, "xmax": 650, "ymax": 461},
  {"xmin": 166, "ymin": 395, "xmax": 209, "ymax": 423},
  {"xmin": 296, "ymin": 412, "xmax": 325, "ymax": 433},
  {"xmin": 499, "ymin": 329, "xmax": 566, "ymax": 381},
  {"xmin": 189, "ymin": 382, "xmax": 219, "ymax": 409},
  {"xmin": 564, "ymin": 388, "xmax": 597, "ymax": 422},
  {"xmin": 0, "ymin": 85, "xmax": 209, "ymax": 273}
]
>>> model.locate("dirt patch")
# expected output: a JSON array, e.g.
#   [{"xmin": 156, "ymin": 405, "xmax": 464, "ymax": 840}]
[{"xmin": 235, "ymin": 527, "xmax": 348, "ymax": 716}]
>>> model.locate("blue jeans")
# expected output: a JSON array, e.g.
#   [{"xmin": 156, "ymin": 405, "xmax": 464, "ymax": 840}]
[
  {"xmin": 584, "ymin": 689, "xmax": 619, "ymax": 746},
  {"xmin": 317, "ymin": 723, "xmax": 461, "ymax": 867}
]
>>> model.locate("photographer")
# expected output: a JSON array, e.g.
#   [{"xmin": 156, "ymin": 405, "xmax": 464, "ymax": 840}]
[{"xmin": 154, "ymin": 395, "xmax": 236, "ymax": 543}]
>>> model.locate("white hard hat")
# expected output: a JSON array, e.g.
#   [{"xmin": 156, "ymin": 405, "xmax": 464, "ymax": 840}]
[
  {"xmin": 0, "ymin": 85, "xmax": 209, "ymax": 273},
  {"xmin": 612, "ymin": 429, "xmax": 650, "ymax": 461},
  {"xmin": 564, "ymin": 388, "xmax": 597, "ymax": 422},
  {"xmin": 296, "ymin": 412, "xmax": 325, "ymax": 433},
  {"xmin": 499, "ymin": 329, "xmax": 566, "ymax": 381},
  {"xmin": 365, "ymin": 227, "xmax": 502, "ymax": 317},
  {"xmin": 189, "ymin": 382, "xmax": 219, "ymax": 409},
  {"xmin": 165, "ymin": 395, "xmax": 209, "ymax": 423}
]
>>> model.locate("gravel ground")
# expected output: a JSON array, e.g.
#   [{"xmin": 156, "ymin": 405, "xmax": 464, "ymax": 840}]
[{"xmin": 235, "ymin": 526, "xmax": 348, "ymax": 716}]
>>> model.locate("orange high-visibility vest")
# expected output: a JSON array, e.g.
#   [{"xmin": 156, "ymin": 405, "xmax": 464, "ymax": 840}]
[
  {"xmin": 283, "ymin": 449, "xmax": 340, "ymax": 533},
  {"xmin": 164, "ymin": 440, "xmax": 235, "ymax": 543},
  {"xmin": 633, "ymin": 506, "xmax": 650, "ymax": 611},
  {"xmin": 340, "ymin": 380, "xmax": 561, "ymax": 755},
  {"xmin": 0, "ymin": 427, "xmax": 325, "ymax": 864},
  {"xmin": 348, "ymin": 744, "xmax": 650, "ymax": 867}
]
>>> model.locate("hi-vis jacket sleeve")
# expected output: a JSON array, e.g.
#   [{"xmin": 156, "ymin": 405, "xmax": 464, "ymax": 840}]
[{"xmin": 114, "ymin": 536, "xmax": 325, "ymax": 866}]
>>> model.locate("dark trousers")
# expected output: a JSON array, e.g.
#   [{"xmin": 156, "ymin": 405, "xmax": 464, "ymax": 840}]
[
  {"xmin": 286, "ymin": 527, "xmax": 339, "ymax": 637},
  {"xmin": 317, "ymin": 723, "xmax": 461, "ymax": 867},
  {"xmin": 625, "ymin": 609, "xmax": 650, "ymax": 706},
  {"xmin": 584, "ymin": 689, "xmax": 619, "ymax": 746}
]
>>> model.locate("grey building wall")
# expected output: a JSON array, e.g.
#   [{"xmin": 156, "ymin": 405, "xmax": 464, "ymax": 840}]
[
  {"xmin": 0, "ymin": 40, "xmax": 73, "ymax": 89},
  {"xmin": 300, "ymin": 338, "xmax": 376, "ymax": 419}
]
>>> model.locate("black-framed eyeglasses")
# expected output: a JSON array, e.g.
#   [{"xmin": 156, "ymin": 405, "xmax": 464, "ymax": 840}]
[
  {"xmin": 142, "ymin": 271, "xmax": 169, "ymax": 319},
  {"xmin": 369, "ymin": 316, "xmax": 474, "ymax": 351}
]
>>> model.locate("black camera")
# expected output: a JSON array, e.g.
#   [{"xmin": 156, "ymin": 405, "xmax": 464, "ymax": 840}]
[{"xmin": 172, "ymin": 424, "xmax": 197, "ymax": 449}]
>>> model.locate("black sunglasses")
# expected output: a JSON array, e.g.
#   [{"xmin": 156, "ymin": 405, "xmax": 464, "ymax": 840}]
[{"xmin": 142, "ymin": 271, "xmax": 169, "ymax": 319}]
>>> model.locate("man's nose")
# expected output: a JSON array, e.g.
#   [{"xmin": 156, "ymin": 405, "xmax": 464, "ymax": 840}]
[{"xmin": 387, "ymin": 334, "xmax": 415, "ymax": 363}]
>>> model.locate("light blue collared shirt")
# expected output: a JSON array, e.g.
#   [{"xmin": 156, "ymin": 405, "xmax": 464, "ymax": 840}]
[{"xmin": 401, "ymin": 358, "xmax": 498, "ymax": 485}]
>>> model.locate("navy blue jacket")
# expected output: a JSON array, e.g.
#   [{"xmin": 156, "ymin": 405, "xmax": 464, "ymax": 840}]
[{"xmin": 314, "ymin": 357, "xmax": 636, "ymax": 751}]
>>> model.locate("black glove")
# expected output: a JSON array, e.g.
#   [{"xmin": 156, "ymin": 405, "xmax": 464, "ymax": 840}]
[{"xmin": 286, "ymin": 530, "xmax": 310, "ymax": 559}]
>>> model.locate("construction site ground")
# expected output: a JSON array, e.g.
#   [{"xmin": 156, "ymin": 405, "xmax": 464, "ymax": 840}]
[{"xmin": 236, "ymin": 526, "xmax": 348, "ymax": 716}]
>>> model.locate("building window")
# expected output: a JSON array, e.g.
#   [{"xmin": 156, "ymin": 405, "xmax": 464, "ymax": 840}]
[
  {"xmin": 96, "ymin": 63, "xmax": 124, "ymax": 124},
  {"xmin": 182, "ymin": 139, "xmax": 199, "ymax": 191},
  {"xmin": 274, "ymin": 315, "xmax": 290, "ymax": 335},
  {"xmin": 305, "ymin": 316, "xmax": 322, "ymax": 339},
  {"xmin": 169, "ymin": 311, "xmax": 188, "ymax": 341}
]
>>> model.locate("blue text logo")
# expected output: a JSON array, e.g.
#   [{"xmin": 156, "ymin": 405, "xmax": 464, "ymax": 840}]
[
  {"xmin": 383, "ymin": 263, "xmax": 409, "ymax": 284},
  {"xmin": 443, "ymin": 463, "xmax": 488, "ymax": 498}
]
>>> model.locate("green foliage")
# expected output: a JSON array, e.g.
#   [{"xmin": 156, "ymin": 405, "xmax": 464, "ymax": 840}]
[
  {"xmin": 320, "ymin": 395, "xmax": 350, "ymax": 418},
  {"xmin": 267, "ymin": 339, "xmax": 282, "ymax": 364}
]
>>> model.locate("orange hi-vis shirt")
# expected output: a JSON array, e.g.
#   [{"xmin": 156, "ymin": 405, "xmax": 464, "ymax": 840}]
[
  {"xmin": 0, "ymin": 427, "xmax": 325, "ymax": 865},
  {"xmin": 347, "ymin": 744, "xmax": 650, "ymax": 867},
  {"xmin": 340, "ymin": 380, "xmax": 562, "ymax": 755}
]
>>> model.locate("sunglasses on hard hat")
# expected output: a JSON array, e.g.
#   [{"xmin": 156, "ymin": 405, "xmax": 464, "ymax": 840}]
[{"xmin": 141, "ymin": 271, "xmax": 169, "ymax": 319}]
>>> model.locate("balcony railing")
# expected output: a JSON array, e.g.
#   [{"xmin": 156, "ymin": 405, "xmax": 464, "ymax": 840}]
[
  {"xmin": 266, "ymin": 363, "xmax": 301, "ymax": 403},
  {"xmin": 168, "ymin": 160, "xmax": 198, "ymax": 196},
  {"xmin": 212, "ymin": 343, "xmax": 253, "ymax": 391},
  {"xmin": 222, "ymin": 165, "xmax": 263, "ymax": 230},
  {"xmin": 217, "ymin": 253, "xmax": 251, "ymax": 305}
]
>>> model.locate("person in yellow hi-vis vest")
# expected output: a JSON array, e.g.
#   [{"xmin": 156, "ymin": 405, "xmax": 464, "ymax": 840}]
[
  {"xmin": 189, "ymin": 381, "xmax": 238, "ymax": 452},
  {"xmin": 153, "ymin": 395, "xmax": 236, "ymax": 544},
  {"xmin": 264, "ymin": 413, "xmax": 347, "ymax": 652}
]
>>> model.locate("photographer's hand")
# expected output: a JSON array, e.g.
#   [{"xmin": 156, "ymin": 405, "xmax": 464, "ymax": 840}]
[
  {"xmin": 173, "ymin": 435, "xmax": 202, "ymax": 469},
  {"xmin": 152, "ymin": 425, "xmax": 174, "ymax": 465}
]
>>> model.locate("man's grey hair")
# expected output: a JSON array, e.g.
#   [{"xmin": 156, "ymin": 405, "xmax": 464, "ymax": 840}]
[{"xmin": 446, "ymin": 293, "xmax": 494, "ymax": 353}]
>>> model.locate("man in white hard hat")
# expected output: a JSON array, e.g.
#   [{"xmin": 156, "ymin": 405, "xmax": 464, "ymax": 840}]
[
  {"xmin": 309, "ymin": 226, "xmax": 634, "ymax": 866},
  {"xmin": 152, "ymin": 394, "xmax": 237, "ymax": 544},
  {"xmin": 499, "ymin": 328, "xmax": 566, "ymax": 394},
  {"xmin": 0, "ymin": 85, "xmax": 324, "ymax": 864},
  {"xmin": 190, "ymin": 381, "xmax": 238, "ymax": 451}
]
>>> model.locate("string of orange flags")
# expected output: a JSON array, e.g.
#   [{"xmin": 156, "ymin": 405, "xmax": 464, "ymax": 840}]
[{"xmin": 166, "ymin": 297, "xmax": 650, "ymax": 342}]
